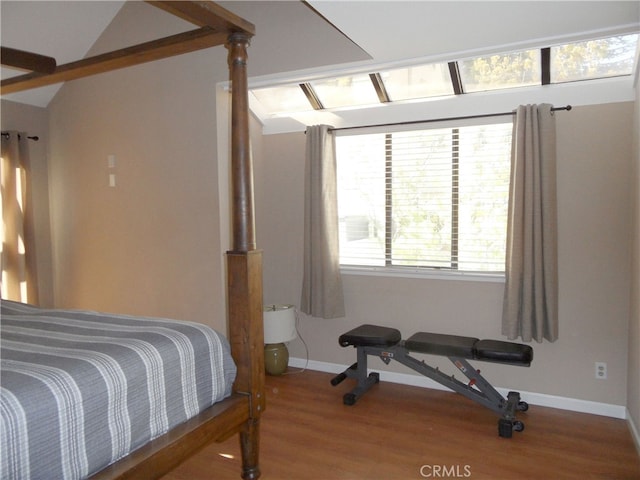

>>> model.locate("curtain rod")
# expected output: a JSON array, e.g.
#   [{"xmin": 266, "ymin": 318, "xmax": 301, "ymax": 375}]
[
  {"xmin": 1, "ymin": 132, "xmax": 39, "ymax": 141},
  {"xmin": 327, "ymin": 105, "xmax": 572, "ymax": 133}
]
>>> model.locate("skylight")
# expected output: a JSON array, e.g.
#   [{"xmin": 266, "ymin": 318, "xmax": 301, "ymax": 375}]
[
  {"xmin": 550, "ymin": 34, "xmax": 639, "ymax": 83},
  {"xmin": 458, "ymin": 49, "xmax": 541, "ymax": 93},
  {"xmin": 252, "ymin": 84, "xmax": 310, "ymax": 114},
  {"xmin": 251, "ymin": 33, "xmax": 639, "ymax": 117},
  {"xmin": 380, "ymin": 63, "xmax": 453, "ymax": 101},
  {"xmin": 309, "ymin": 74, "xmax": 380, "ymax": 109}
]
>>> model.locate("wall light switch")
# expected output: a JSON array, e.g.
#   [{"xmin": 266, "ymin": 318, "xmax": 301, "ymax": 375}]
[
  {"xmin": 107, "ymin": 155, "xmax": 116, "ymax": 169},
  {"xmin": 109, "ymin": 173, "xmax": 116, "ymax": 187}
]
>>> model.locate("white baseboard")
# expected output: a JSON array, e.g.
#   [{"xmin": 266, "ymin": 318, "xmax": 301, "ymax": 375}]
[{"xmin": 289, "ymin": 357, "xmax": 627, "ymax": 420}]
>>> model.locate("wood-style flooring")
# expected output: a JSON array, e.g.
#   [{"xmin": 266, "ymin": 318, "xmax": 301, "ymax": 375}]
[{"xmin": 162, "ymin": 369, "xmax": 640, "ymax": 480}]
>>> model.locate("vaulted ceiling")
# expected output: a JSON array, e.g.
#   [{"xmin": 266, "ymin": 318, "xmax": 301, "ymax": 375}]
[{"xmin": 1, "ymin": 1, "xmax": 638, "ymax": 108}]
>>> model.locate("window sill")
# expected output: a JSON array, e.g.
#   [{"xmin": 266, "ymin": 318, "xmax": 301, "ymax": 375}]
[{"xmin": 340, "ymin": 265, "xmax": 505, "ymax": 283}]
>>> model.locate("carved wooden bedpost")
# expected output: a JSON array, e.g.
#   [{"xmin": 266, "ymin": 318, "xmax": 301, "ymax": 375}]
[{"xmin": 226, "ymin": 31, "xmax": 265, "ymax": 480}]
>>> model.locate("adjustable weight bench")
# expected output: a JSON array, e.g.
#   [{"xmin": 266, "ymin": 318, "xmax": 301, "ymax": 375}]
[{"xmin": 331, "ymin": 324, "xmax": 533, "ymax": 438}]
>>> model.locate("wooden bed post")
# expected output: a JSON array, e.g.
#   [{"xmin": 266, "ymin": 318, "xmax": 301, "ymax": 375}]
[
  {"xmin": 4, "ymin": 4, "xmax": 262, "ymax": 480},
  {"xmin": 226, "ymin": 31, "xmax": 265, "ymax": 480}
]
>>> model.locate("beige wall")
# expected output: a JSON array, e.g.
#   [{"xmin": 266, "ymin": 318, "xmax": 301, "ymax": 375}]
[
  {"xmin": 36, "ymin": 0, "xmax": 367, "ymax": 333},
  {"xmin": 0, "ymin": 99, "xmax": 54, "ymax": 307},
  {"xmin": 628, "ymin": 83, "xmax": 640, "ymax": 438},
  {"xmin": 45, "ymin": 2, "xmax": 230, "ymax": 332},
  {"xmin": 258, "ymin": 103, "xmax": 635, "ymax": 405}
]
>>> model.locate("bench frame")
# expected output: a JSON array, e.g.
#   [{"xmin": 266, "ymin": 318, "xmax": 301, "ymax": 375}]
[{"xmin": 332, "ymin": 340, "xmax": 529, "ymax": 438}]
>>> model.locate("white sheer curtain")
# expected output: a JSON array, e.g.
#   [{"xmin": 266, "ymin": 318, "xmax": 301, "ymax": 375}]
[
  {"xmin": 300, "ymin": 125, "xmax": 345, "ymax": 319},
  {"xmin": 502, "ymin": 105, "xmax": 558, "ymax": 342},
  {"xmin": 1, "ymin": 131, "xmax": 39, "ymax": 304}
]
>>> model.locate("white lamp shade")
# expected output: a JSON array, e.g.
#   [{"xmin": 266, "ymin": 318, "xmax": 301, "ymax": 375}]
[{"xmin": 263, "ymin": 304, "xmax": 297, "ymax": 344}]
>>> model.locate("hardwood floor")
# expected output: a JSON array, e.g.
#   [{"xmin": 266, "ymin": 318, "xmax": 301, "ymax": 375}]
[{"xmin": 163, "ymin": 370, "xmax": 640, "ymax": 480}]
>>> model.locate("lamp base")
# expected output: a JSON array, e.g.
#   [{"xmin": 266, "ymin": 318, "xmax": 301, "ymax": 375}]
[{"xmin": 264, "ymin": 342, "xmax": 289, "ymax": 376}]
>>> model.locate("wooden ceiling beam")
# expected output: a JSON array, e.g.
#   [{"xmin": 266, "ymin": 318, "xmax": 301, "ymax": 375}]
[
  {"xmin": 1, "ymin": 27, "xmax": 226, "ymax": 95},
  {"xmin": 147, "ymin": 1, "xmax": 255, "ymax": 36},
  {"xmin": 0, "ymin": 1, "xmax": 253, "ymax": 95},
  {"xmin": 1, "ymin": 46, "xmax": 57, "ymax": 73}
]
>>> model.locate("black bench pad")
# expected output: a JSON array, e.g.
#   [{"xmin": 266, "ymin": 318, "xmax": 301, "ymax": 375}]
[
  {"xmin": 475, "ymin": 340, "xmax": 533, "ymax": 366},
  {"xmin": 406, "ymin": 332, "xmax": 478, "ymax": 358},
  {"xmin": 339, "ymin": 324, "xmax": 402, "ymax": 348},
  {"xmin": 340, "ymin": 325, "xmax": 533, "ymax": 366}
]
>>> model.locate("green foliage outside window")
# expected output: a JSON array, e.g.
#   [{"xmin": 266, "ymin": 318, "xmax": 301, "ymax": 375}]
[
  {"xmin": 551, "ymin": 35, "xmax": 638, "ymax": 82},
  {"xmin": 460, "ymin": 50, "xmax": 540, "ymax": 92}
]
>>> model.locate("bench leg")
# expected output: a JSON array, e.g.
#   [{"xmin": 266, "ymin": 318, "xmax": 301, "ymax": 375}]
[
  {"xmin": 449, "ymin": 358, "xmax": 527, "ymax": 437},
  {"xmin": 331, "ymin": 347, "xmax": 380, "ymax": 405},
  {"xmin": 497, "ymin": 391, "xmax": 526, "ymax": 438}
]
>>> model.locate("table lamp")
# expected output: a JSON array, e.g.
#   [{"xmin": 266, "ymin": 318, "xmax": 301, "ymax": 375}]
[{"xmin": 263, "ymin": 304, "xmax": 297, "ymax": 375}]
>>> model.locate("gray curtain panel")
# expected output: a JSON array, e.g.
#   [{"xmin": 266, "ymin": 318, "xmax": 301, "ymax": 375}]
[
  {"xmin": 1, "ymin": 131, "xmax": 39, "ymax": 304},
  {"xmin": 502, "ymin": 105, "xmax": 558, "ymax": 342},
  {"xmin": 300, "ymin": 125, "xmax": 345, "ymax": 319}
]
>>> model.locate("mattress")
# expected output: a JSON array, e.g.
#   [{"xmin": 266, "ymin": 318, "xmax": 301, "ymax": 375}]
[{"xmin": 0, "ymin": 300, "xmax": 236, "ymax": 480}]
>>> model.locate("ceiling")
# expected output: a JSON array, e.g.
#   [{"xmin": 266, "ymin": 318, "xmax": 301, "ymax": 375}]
[
  {"xmin": 1, "ymin": 1, "xmax": 639, "ymax": 108},
  {"xmin": 1, "ymin": 1, "xmax": 126, "ymax": 107}
]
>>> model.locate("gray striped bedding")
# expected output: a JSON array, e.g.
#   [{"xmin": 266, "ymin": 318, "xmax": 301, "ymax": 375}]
[{"xmin": 0, "ymin": 299, "xmax": 236, "ymax": 480}]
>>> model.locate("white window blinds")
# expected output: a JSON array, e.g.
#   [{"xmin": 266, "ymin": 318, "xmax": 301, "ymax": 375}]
[{"xmin": 336, "ymin": 120, "xmax": 512, "ymax": 273}]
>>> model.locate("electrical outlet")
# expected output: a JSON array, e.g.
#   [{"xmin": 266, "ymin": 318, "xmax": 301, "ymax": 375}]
[{"xmin": 595, "ymin": 362, "xmax": 607, "ymax": 380}]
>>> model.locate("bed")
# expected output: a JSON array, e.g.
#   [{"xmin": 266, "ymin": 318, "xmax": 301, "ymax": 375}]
[
  {"xmin": 1, "ymin": 2, "xmax": 264, "ymax": 479},
  {"xmin": 1, "ymin": 299, "xmax": 237, "ymax": 478}
]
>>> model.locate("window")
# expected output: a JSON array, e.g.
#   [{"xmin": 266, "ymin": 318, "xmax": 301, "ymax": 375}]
[
  {"xmin": 458, "ymin": 49, "xmax": 540, "ymax": 93},
  {"xmin": 310, "ymin": 74, "xmax": 380, "ymax": 109},
  {"xmin": 550, "ymin": 34, "xmax": 639, "ymax": 83},
  {"xmin": 251, "ymin": 84, "xmax": 311, "ymax": 114},
  {"xmin": 249, "ymin": 33, "xmax": 638, "ymax": 117},
  {"xmin": 336, "ymin": 120, "xmax": 512, "ymax": 274},
  {"xmin": 380, "ymin": 63, "xmax": 454, "ymax": 100}
]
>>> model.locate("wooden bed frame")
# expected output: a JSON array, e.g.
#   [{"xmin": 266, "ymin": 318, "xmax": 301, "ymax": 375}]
[{"xmin": 1, "ymin": 2, "xmax": 265, "ymax": 479}]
